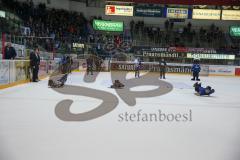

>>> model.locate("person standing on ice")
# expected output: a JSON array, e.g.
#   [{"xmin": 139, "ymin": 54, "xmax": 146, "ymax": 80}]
[
  {"xmin": 86, "ymin": 56, "xmax": 93, "ymax": 75},
  {"xmin": 134, "ymin": 58, "xmax": 140, "ymax": 78},
  {"xmin": 61, "ymin": 55, "xmax": 67, "ymax": 73},
  {"xmin": 30, "ymin": 47, "xmax": 40, "ymax": 82},
  {"xmin": 191, "ymin": 59, "xmax": 201, "ymax": 81},
  {"xmin": 159, "ymin": 58, "xmax": 167, "ymax": 79}
]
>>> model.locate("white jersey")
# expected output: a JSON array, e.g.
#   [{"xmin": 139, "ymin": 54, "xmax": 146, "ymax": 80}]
[{"xmin": 134, "ymin": 59, "xmax": 139, "ymax": 66}]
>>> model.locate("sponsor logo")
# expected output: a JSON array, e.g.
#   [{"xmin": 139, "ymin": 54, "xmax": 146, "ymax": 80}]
[
  {"xmin": 222, "ymin": 10, "xmax": 240, "ymax": 20},
  {"xmin": 105, "ymin": 5, "xmax": 134, "ymax": 16},
  {"xmin": 187, "ymin": 53, "xmax": 235, "ymax": 60},
  {"xmin": 93, "ymin": 20, "xmax": 124, "ymax": 32},
  {"xmin": 192, "ymin": 9, "xmax": 221, "ymax": 20},
  {"xmin": 167, "ymin": 8, "xmax": 188, "ymax": 19}
]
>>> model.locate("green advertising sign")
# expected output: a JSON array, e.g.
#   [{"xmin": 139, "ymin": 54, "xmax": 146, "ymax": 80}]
[
  {"xmin": 230, "ymin": 26, "xmax": 240, "ymax": 37},
  {"xmin": 93, "ymin": 20, "xmax": 124, "ymax": 32}
]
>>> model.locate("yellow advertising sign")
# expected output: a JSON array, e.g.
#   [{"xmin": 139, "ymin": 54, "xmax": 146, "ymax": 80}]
[
  {"xmin": 222, "ymin": 10, "xmax": 240, "ymax": 20},
  {"xmin": 193, "ymin": 9, "xmax": 221, "ymax": 20}
]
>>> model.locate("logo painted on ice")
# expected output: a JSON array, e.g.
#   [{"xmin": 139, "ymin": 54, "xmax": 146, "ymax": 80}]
[{"xmin": 51, "ymin": 57, "xmax": 173, "ymax": 122}]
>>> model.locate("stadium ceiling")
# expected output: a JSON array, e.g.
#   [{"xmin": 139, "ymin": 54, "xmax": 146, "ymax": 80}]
[
  {"xmin": 106, "ymin": 0, "xmax": 240, "ymax": 6},
  {"xmin": 70, "ymin": 0, "xmax": 86, "ymax": 2}
]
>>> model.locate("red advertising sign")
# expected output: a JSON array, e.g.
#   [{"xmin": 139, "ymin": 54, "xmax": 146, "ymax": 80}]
[
  {"xmin": 105, "ymin": 5, "xmax": 134, "ymax": 16},
  {"xmin": 106, "ymin": 6, "xmax": 115, "ymax": 14},
  {"xmin": 235, "ymin": 68, "xmax": 240, "ymax": 76}
]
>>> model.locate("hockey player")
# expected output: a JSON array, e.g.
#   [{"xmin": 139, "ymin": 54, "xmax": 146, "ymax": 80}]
[
  {"xmin": 191, "ymin": 59, "xmax": 201, "ymax": 81},
  {"xmin": 193, "ymin": 82, "xmax": 215, "ymax": 96},
  {"xmin": 111, "ymin": 80, "xmax": 125, "ymax": 89},
  {"xmin": 134, "ymin": 58, "xmax": 141, "ymax": 78},
  {"xmin": 48, "ymin": 74, "xmax": 68, "ymax": 88},
  {"xmin": 86, "ymin": 56, "xmax": 93, "ymax": 75},
  {"xmin": 159, "ymin": 58, "xmax": 167, "ymax": 79}
]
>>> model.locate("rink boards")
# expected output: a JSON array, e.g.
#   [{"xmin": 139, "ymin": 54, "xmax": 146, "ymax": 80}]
[{"xmin": 1, "ymin": 59, "xmax": 240, "ymax": 89}]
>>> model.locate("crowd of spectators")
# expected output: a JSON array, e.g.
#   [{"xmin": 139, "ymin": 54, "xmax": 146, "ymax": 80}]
[
  {"xmin": 1, "ymin": 0, "xmax": 239, "ymax": 55},
  {"xmin": 2, "ymin": 0, "xmax": 130, "ymax": 55},
  {"xmin": 130, "ymin": 19, "xmax": 189, "ymax": 47},
  {"xmin": 130, "ymin": 19, "xmax": 239, "ymax": 50},
  {"xmin": 199, "ymin": 24, "xmax": 224, "ymax": 44},
  {"xmin": 2, "ymin": 0, "xmax": 89, "ymax": 52}
]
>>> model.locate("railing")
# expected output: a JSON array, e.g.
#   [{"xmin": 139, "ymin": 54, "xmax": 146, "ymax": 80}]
[{"xmin": 1, "ymin": 59, "xmax": 240, "ymax": 88}]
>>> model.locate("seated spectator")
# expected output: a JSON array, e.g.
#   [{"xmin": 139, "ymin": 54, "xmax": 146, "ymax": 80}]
[{"xmin": 4, "ymin": 43, "xmax": 17, "ymax": 60}]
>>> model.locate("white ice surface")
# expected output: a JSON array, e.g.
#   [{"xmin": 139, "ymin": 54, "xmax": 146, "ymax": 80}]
[{"xmin": 0, "ymin": 72, "xmax": 240, "ymax": 160}]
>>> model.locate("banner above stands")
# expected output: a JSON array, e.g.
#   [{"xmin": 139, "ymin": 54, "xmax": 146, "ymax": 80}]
[
  {"xmin": 135, "ymin": 47, "xmax": 236, "ymax": 60},
  {"xmin": 93, "ymin": 19, "xmax": 124, "ymax": 32},
  {"xmin": 222, "ymin": 10, "xmax": 240, "ymax": 20},
  {"xmin": 104, "ymin": 5, "xmax": 240, "ymax": 21},
  {"xmin": 105, "ymin": 5, "xmax": 134, "ymax": 16},
  {"xmin": 134, "ymin": 6, "xmax": 163, "ymax": 17},
  {"xmin": 166, "ymin": 8, "xmax": 189, "ymax": 19},
  {"xmin": 192, "ymin": 9, "xmax": 221, "ymax": 20}
]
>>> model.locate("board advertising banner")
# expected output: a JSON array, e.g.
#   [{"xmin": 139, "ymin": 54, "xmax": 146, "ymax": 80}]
[
  {"xmin": 39, "ymin": 61, "xmax": 48, "ymax": 77},
  {"xmin": 0, "ymin": 61, "xmax": 10, "ymax": 84},
  {"xmin": 208, "ymin": 65, "xmax": 235, "ymax": 76},
  {"xmin": 15, "ymin": 61, "xmax": 29, "ymax": 81},
  {"xmin": 111, "ymin": 62, "xmax": 192, "ymax": 74},
  {"xmin": 235, "ymin": 67, "xmax": 240, "ymax": 76}
]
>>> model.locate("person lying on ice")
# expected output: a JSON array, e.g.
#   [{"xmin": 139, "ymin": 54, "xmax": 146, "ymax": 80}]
[
  {"xmin": 48, "ymin": 74, "xmax": 68, "ymax": 88},
  {"xmin": 111, "ymin": 80, "xmax": 125, "ymax": 89},
  {"xmin": 193, "ymin": 82, "xmax": 215, "ymax": 96}
]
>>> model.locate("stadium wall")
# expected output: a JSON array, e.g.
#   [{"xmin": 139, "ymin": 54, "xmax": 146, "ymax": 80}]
[
  {"xmin": 17, "ymin": 0, "xmax": 70, "ymax": 10},
  {"xmin": 15, "ymin": 0, "xmax": 240, "ymax": 31},
  {"xmin": 69, "ymin": 1, "xmax": 240, "ymax": 31}
]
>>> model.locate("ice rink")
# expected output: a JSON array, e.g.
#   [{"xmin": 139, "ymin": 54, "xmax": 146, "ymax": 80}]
[{"xmin": 0, "ymin": 72, "xmax": 240, "ymax": 160}]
